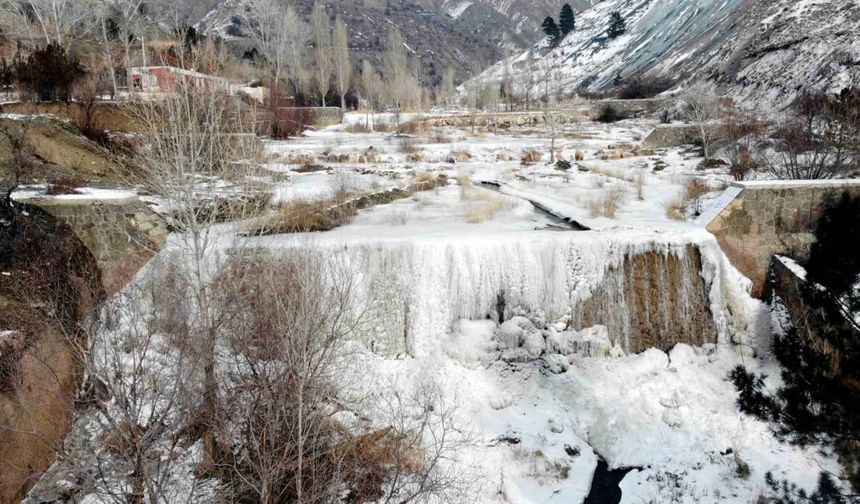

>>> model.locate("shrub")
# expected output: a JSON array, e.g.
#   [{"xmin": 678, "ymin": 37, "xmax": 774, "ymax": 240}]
[
  {"xmin": 595, "ymin": 104, "xmax": 623, "ymax": 123},
  {"xmin": 616, "ymin": 78, "xmax": 673, "ymax": 100},
  {"xmin": 587, "ymin": 186, "xmax": 627, "ymax": 218},
  {"xmin": 555, "ymin": 160, "xmax": 572, "ymax": 171},
  {"xmin": 46, "ymin": 176, "xmax": 84, "ymax": 195},
  {"xmin": 12, "ymin": 42, "xmax": 85, "ymax": 102}
]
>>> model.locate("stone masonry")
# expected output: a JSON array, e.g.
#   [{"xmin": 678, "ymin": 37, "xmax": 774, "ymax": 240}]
[
  {"xmin": 706, "ymin": 180, "xmax": 860, "ymax": 296},
  {"xmin": 22, "ymin": 196, "xmax": 169, "ymax": 294}
]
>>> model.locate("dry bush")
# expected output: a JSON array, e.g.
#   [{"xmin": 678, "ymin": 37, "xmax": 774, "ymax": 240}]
[
  {"xmin": 587, "ymin": 186, "xmax": 627, "ymax": 218},
  {"xmin": 330, "ymin": 169, "xmax": 361, "ymax": 203},
  {"xmin": 616, "ymin": 78, "xmax": 674, "ymax": 100},
  {"xmin": 398, "ymin": 137, "xmax": 423, "ymax": 154},
  {"xmin": 398, "ymin": 120, "xmax": 424, "ymax": 135},
  {"xmin": 521, "ymin": 149, "xmax": 542, "ymax": 166},
  {"xmin": 665, "ymin": 177, "xmax": 712, "ymax": 220},
  {"xmin": 344, "ymin": 122, "xmax": 371, "ymax": 133},
  {"xmin": 684, "ymin": 178, "xmax": 710, "ymax": 202},
  {"xmin": 46, "ymin": 176, "xmax": 84, "ymax": 195},
  {"xmin": 427, "ymin": 128, "xmax": 452, "ymax": 144},
  {"xmin": 387, "ymin": 208, "xmax": 410, "ymax": 226},
  {"xmin": 410, "ymin": 171, "xmax": 445, "ymax": 192}
]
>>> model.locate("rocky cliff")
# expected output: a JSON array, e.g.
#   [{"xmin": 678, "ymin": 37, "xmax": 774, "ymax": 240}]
[{"xmin": 472, "ymin": 0, "xmax": 859, "ymax": 108}]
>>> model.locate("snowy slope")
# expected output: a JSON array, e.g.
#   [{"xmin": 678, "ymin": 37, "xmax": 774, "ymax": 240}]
[{"xmin": 472, "ymin": 0, "xmax": 860, "ymax": 107}]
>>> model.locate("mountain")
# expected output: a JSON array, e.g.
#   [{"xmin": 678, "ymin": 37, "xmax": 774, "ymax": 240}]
[
  {"xmin": 422, "ymin": 0, "xmax": 600, "ymax": 53},
  {"xmin": 471, "ymin": 0, "xmax": 860, "ymax": 108},
  {"xmin": 194, "ymin": 0, "xmax": 582, "ymax": 86}
]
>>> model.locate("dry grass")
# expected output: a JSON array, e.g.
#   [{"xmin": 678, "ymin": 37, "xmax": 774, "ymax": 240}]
[
  {"xmin": 456, "ymin": 174, "xmax": 473, "ymax": 200},
  {"xmin": 465, "ymin": 195, "xmax": 514, "ymax": 224},
  {"xmin": 426, "ymin": 128, "xmax": 452, "ymax": 144},
  {"xmin": 398, "ymin": 137, "xmax": 423, "ymax": 154},
  {"xmin": 587, "ymin": 186, "xmax": 627, "ymax": 219},
  {"xmin": 665, "ymin": 177, "xmax": 714, "ymax": 220},
  {"xmin": 587, "ymin": 164, "xmax": 624, "ymax": 180},
  {"xmin": 259, "ymin": 197, "xmax": 355, "ymax": 234},
  {"xmin": 634, "ymin": 171, "xmax": 646, "ymax": 201},
  {"xmin": 344, "ymin": 122, "xmax": 371, "ymax": 133},
  {"xmin": 665, "ymin": 195, "xmax": 687, "ymax": 221}
]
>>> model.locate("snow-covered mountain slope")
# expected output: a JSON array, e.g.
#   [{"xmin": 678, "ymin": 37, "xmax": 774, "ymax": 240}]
[
  {"xmin": 708, "ymin": 0, "xmax": 860, "ymax": 105},
  {"xmin": 472, "ymin": 0, "xmax": 860, "ymax": 108},
  {"xmin": 427, "ymin": 0, "xmax": 600, "ymax": 52}
]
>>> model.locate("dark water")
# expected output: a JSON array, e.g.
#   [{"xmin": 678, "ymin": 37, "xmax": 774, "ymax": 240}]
[
  {"xmin": 583, "ymin": 459, "xmax": 637, "ymax": 504},
  {"xmin": 477, "ymin": 181, "xmax": 590, "ymax": 231}
]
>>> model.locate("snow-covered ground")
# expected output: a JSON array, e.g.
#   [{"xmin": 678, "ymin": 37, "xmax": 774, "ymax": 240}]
[{"xmin": 41, "ymin": 115, "xmax": 844, "ymax": 503}]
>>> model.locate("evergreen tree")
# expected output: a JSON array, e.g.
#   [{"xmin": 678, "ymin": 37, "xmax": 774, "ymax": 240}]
[
  {"xmin": 613, "ymin": 73, "xmax": 623, "ymax": 87},
  {"xmin": 731, "ymin": 192, "xmax": 860, "ymax": 498},
  {"xmin": 607, "ymin": 12, "xmax": 626, "ymax": 39},
  {"xmin": 559, "ymin": 4, "xmax": 575, "ymax": 36},
  {"xmin": 541, "ymin": 16, "xmax": 562, "ymax": 47}
]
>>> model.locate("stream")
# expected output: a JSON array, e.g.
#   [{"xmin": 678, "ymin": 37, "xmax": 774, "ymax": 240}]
[
  {"xmin": 584, "ymin": 458, "xmax": 638, "ymax": 504},
  {"xmin": 478, "ymin": 181, "xmax": 590, "ymax": 231}
]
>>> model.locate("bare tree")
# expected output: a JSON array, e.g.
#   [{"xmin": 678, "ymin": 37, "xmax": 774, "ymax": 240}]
[
  {"xmin": 246, "ymin": 0, "xmax": 292, "ymax": 87},
  {"xmin": 0, "ymin": 119, "xmax": 34, "ymax": 206},
  {"xmin": 682, "ymin": 94, "xmax": 723, "ymax": 161},
  {"xmin": 361, "ymin": 60, "xmax": 382, "ymax": 129},
  {"xmin": 384, "ymin": 27, "xmax": 410, "ymax": 132},
  {"xmin": 333, "ymin": 15, "xmax": 352, "ymax": 110},
  {"xmin": 758, "ymin": 92, "xmax": 859, "ymax": 180},
  {"xmin": 378, "ymin": 378, "xmax": 477, "ymax": 503},
  {"xmin": 0, "ymin": 0, "xmax": 92, "ymax": 47},
  {"xmin": 285, "ymin": 5, "xmax": 310, "ymax": 97},
  {"xmin": 442, "ymin": 67, "xmax": 456, "ymax": 107},
  {"xmin": 523, "ymin": 50, "xmax": 536, "ymax": 112},
  {"xmin": 311, "ymin": 1, "xmax": 333, "ymax": 107},
  {"xmin": 124, "ymin": 78, "xmax": 268, "ymax": 471},
  {"xmin": 216, "ymin": 250, "xmax": 374, "ymax": 504},
  {"xmin": 501, "ymin": 60, "xmax": 513, "ymax": 111}
]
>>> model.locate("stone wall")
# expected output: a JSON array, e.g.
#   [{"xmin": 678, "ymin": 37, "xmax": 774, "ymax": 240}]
[
  {"xmin": 23, "ymin": 196, "xmax": 169, "ymax": 294},
  {"xmin": 706, "ymin": 180, "xmax": 860, "ymax": 296},
  {"xmin": 642, "ymin": 124, "xmax": 701, "ymax": 148},
  {"xmin": 422, "ymin": 110, "xmax": 588, "ymax": 128}
]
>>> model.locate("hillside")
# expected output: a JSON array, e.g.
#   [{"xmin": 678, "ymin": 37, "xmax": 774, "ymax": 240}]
[
  {"xmin": 195, "ymin": 0, "xmax": 572, "ymax": 85},
  {"xmin": 471, "ymin": 0, "xmax": 860, "ymax": 107}
]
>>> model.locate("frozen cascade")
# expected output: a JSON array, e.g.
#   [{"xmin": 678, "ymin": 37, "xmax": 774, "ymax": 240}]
[{"xmin": 310, "ymin": 229, "xmax": 763, "ymax": 356}]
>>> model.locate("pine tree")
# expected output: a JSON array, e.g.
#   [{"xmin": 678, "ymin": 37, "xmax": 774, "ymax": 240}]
[
  {"xmin": 731, "ymin": 192, "xmax": 860, "ymax": 498},
  {"xmin": 559, "ymin": 4, "xmax": 575, "ymax": 36},
  {"xmin": 541, "ymin": 16, "xmax": 561, "ymax": 47},
  {"xmin": 607, "ymin": 12, "xmax": 626, "ymax": 39},
  {"xmin": 613, "ymin": 73, "xmax": 623, "ymax": 87}
]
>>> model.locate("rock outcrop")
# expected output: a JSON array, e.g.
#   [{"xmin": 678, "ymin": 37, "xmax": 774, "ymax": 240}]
[
  {"xmin": 0, "ymin": 115, "xmax": 119, "ymax": 178},
  {"xmin": 0, "ymin": 202, "xmax": 102, "ymax": 504}
]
